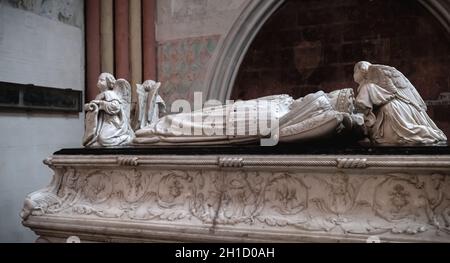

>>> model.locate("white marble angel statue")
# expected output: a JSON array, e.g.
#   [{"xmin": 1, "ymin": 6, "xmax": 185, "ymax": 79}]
[
  {"xmin": 133, "ymin": 88, "xmax": 364, "ymax": 146},
  {"xmin": 353, "ymin": 61, "xmax": 447, "ymax": 145},
  {"xmin": 82, "ymin": 73, "xmax": 135, "ymax": 147}
]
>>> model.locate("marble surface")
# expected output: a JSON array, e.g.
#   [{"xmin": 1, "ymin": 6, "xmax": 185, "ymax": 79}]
[
  {"xmin": 54, "ymin": 144, "xmax": 450, "ymax": 156},
  {"xmin": 354, "ymin": 61, "xmax": 447, "ymax": 145},
  {"xmin": 82, "ymin": 73, "xmax": 135, "ymax": 147},
  {"xmin": 21, "ymin": 150, "xmax": 450, "ymax": 243}
]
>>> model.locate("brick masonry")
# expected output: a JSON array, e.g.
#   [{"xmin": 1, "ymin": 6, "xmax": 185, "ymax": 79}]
[{"xmin": 232, "ymin": 0, "xmax": 450, "ymax": 137}]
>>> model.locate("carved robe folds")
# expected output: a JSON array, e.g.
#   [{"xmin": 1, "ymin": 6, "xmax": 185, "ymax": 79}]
[
  {"xmin": 357, "ymin": 83, "xmax": 447, "ymax": 145},
  {"xmin": 83, "ymin": 90, "xmax": 134, "ymax": 147},
  {"xmin": 134, "ymin": 90, "xmax": 360, "ymax": 145}
]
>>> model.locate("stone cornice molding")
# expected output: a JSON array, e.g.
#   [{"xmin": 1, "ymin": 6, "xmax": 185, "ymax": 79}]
[{"xmin": 44, "ymin": 154, "xmax": 450, "ymax": 170}]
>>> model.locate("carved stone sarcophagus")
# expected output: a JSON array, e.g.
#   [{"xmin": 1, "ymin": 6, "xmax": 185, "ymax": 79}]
[{"xmin": 21, "ymin": 146, "xmax": 450, "ymax": 243}]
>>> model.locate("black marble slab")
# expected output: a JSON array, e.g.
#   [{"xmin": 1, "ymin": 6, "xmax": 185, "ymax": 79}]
[
  {"xmin": 0, "ymin": 81, "xmax": 82, "ymax": 112},
  {"xmin": 55, "ymin": 142, "xmax": 450, "ymax": 156}
]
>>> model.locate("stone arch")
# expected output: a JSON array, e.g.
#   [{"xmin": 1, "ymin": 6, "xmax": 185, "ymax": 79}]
[
  {"xmin": 204, "ymin": 0, "xmax": 284, "ymax": 102},
  {"xmin": 419, "ymin": 0, "xmax": 450, "ymax": 34},
  {"xmin": 204, "ymin": 0, "xmax": 450, "ymax": 102}
]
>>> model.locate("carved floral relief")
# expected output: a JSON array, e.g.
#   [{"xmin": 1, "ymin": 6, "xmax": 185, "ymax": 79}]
[{"xmin": 21, "ymin": 167, "xmax": 450, "ymax": 238}]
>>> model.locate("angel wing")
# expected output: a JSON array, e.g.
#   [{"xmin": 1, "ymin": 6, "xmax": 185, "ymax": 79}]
[
  {"xmin": 113, "ymin": 79, "xmax": 132, "ymax": 120},
  {"xmin": 145, "ymin": 82, "xmax": 163, "ymax": 128},
  {"xmin": 136, "ymin": 81, "xmax": 164, "ymax": 129},
  {"xmin": 136, "ymin": 83, "xmax": 147, "ymax": 129},
  {"xmin": 367, "ymin": 64, "xmax": 427, "ymax": 111}
]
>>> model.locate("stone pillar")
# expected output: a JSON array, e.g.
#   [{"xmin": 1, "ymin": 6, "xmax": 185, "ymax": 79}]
[
  {"xmin": 142, "ymin": 0, "xmax": 157, "ymax": 80},
  {"xmin": 85, "ymin": 0, "xmax": 101, "ymax": 101},
  {"xmin": 101, "ymin": 0, "xmax": 114, "ymax": 74},
  {"xmin": 114, "ymin": 0, "xmax": 130, "ymax": 80},
  {"xmin": 129, "ymin": 0, "xmax": 142, "ymax": 102}
]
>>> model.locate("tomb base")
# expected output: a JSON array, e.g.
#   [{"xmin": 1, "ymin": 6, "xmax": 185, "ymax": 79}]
[{"xmin": 21, "ymin": 146, "xmax": 450, "ymax": 243}]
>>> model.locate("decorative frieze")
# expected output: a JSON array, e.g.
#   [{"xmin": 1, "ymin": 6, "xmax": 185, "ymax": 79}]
[{"xmin": 22, "ymin": 153, "xmax": 450, "ymax": 242}]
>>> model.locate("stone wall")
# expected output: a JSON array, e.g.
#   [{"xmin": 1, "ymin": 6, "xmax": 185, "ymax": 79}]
[
  {"xmin": 231, "ymin": 0, "xmax": 450, "ymax": 137},
  {"xmin": 157, "ymin": 35, "xmax": 220, "ymax": 104},
  {"xmin": 0, "ymin": 0, "xmax": 84, "ymax": 242},
  {"xmin": 156, "ymin": 0, "xmax": 250, "ymax": 107},
  {"xmin": 6, "ymin": 0, "xmax": 83, "ymax": 28}
]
